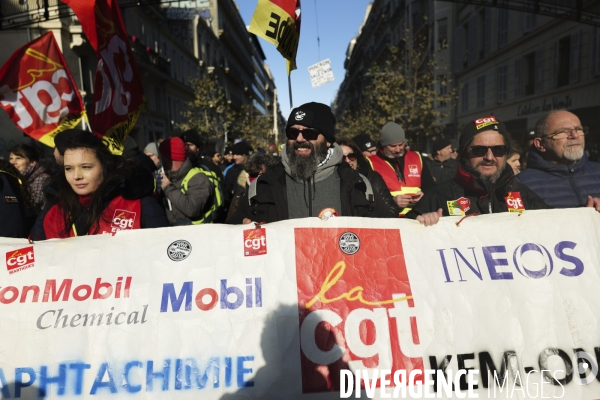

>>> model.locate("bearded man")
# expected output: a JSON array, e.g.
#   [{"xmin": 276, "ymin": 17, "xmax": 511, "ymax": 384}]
[
  {"xmin": 227, "ymin": 102, "xmax": 395, "ymax": 224},
  {"xmin": 516, "ymin": 110, "xmax": 600, "ymax": 209},
  {"xmin": 406, "ymin": 116, "xmax": 551, "ymax": 226}
]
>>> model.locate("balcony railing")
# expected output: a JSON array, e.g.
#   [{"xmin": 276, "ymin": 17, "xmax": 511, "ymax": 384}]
[{"xmin": 130, "ymin": 35, "xmax": 171, "ymax": 75}]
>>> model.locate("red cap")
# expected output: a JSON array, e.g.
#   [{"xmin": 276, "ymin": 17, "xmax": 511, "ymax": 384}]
[{"xmin": 159, "ymin": 137, "xmax": 186, "ymax": 161}]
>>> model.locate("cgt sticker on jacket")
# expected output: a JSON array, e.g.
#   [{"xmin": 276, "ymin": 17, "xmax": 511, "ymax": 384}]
[{"xmin": 295, "ymin": 228, "xmax": 424, "ymax": 393}]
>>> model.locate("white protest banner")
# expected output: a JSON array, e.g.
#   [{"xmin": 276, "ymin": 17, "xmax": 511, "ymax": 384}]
[
  {"xmin": 0, "ymin": 209, "xmax": 599, "ymax": 399},
  {"xmin": 308, "ymin": 59, "xmax": 335, "ymax": 88}
]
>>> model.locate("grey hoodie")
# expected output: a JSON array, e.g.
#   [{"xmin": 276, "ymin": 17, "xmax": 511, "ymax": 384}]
[{"xmin": 282, "ymin": 143, "xmax": 344, "ymax": 218}]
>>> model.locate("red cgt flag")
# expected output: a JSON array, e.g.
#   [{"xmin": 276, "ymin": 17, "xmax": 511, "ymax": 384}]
[
  {"xmin": 62, "ymin": 0, "xmax": 146, "ymax": 155},
  {"xmin": 0, "ymin": 32, "xmax": 86, "ymax": 148}
]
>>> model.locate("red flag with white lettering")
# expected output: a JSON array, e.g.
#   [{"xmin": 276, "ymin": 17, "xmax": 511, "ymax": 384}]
[
  {"xmin": 61, "ymin": 0, "xmax": 146, "ymax": 154},
  {"xmin": 0, "ymin": 32, "xmax": 86, "ymax": 148}
]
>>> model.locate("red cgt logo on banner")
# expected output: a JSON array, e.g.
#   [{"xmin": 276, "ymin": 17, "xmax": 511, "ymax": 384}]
[
  {"xmin": 296, "ymin": 228, "xmax": 424, "ymax": 393},
  {"xmin": 62, "ymin": 0, "xmax": 146, "ymax": 155},
  {"xmin": 0, "ymin": 32, "xmax": 86, "ymax": 148},
  {"xmin": 6, "ymin": 246, "xmax": 35, "ymax": 274}
]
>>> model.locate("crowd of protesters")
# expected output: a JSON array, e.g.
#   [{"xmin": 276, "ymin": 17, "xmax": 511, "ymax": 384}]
[{"xmin": 1, "ymin": 103, "xmax": 599, "ymax": 240}]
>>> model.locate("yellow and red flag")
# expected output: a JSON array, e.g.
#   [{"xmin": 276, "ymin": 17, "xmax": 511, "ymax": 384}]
[
  {"xmin": 249, "ymin": 0, "xmax": 301, "ymax": 74},
  {"xmin": 62, "ymin": 0, "xmax": 146, "ymax": 155},
  {"xmin": 0, "ymin": 32, "xmax": 86, "ymax": 148}
]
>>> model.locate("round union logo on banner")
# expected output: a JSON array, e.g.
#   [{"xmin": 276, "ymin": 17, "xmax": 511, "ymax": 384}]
[
  {"xmin": 167, "ymin": 240, "xmax": 192, "ymax": 261},
  {"xmin": 338, "ymin": 232, "xmax": 360, "ymax": 255}
]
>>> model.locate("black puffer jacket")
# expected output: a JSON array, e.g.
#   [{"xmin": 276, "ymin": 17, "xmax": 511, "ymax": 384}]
[
  {"xmin": 227, "ymin": 161, "xmax": 396, "ymax": 223},
  {"xmin": 407, "ymin": 164, "xmax": 550, "ymax": 218}
]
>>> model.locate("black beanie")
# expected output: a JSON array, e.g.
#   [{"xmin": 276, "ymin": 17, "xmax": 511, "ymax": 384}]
[
  {"xmin": 231, "ymin": 141, "xmax": 253, "ymax": 156},
  {"xmin": 285, "ymin": 102, "xmax": 336, "ymax": 143},
  {"xmin": 180, "ymin": 129, "xmax": 202, "ymax": 149},
  {"xmin": 352, "ymin": 133, "xmax": 376, "ymax": 152},
  {"xmin": 432, "ymin": 138, "xmax": 452, "ymax": 154},
  {"xmin": 459, "ymin": 116, "xmax": 511, "ymax": 157},
  {"xmin": 54, "ymin": 129, "xmax": 90, "ymax": 155}
]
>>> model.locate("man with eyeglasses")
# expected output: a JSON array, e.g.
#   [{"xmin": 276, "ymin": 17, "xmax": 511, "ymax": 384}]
[
  {"xmin": 516, "ymin": 110, "xmax": 600, "ymax": 209},
  {"xmin": 406, "ymin": 116, "xmax": 550, "ymax": 226},
  {"xmin": 227, "ymin": 102, "xmax": 394, "ymax": 223}
]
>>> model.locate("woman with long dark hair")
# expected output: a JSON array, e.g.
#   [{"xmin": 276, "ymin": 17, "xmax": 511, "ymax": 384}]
[
  {"xmin": 8, "ymin": 143, "xmax": 49, "ymax": 213},
  {"xmin": 31, "ymin": 130, "xmax": 168, "ymax": 239},
  {"xmin": 336, "ymin": 137, "xmax": 400, "ymax": 217}
]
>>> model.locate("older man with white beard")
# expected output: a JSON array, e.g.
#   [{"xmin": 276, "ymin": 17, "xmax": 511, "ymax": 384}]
[
  {"xmin": 517, "ymin": 110, "xmax": 600, "ymax": 209},
  {"xmin": 227, "ymin": 102, "xmax": 395, "ymax": 224}
]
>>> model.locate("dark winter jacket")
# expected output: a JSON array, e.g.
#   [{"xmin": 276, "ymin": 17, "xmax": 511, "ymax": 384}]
[
  {"xmin": 0, "ymin": 165, "xmax": 28, "ymax": 238},
  {"xmin": 162, "ymin": 159, "xmax": 212, "ymax": 225},
  {"xmin": 30, "ymin": 162, "xmax": 168, "ymax": 240},
  {"xmin": 227, "ymin": 152, "xmax": 396, "ymax": 223},
  {"xmin": 407, "ymin": 164, "xmax": 550, "ymax": 218},
  {"xmin": 516, "ymin": 150, "xmax": 600, "ymax": 208},
  {"xmin": 424, "ymin": 157, "xmax": 459, "ymax": 185}
]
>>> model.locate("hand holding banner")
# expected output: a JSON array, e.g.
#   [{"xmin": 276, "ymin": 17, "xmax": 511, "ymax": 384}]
[
  {"xmin": 0, "ymin": 32, "xmax": 86, "ymax": 148},
  {"xmin": 62, "ymin": 0, "xmax": 146, "ymax": 155}
]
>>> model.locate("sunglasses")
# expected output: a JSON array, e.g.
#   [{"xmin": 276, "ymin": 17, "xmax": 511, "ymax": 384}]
[
  {"xmin": 344, "ymin": 153, "xmax": 358, "ymax": 162},
  {"xmin": 469, "ymin": 145, "xmax": 508, "ymax": 157},
  {"xmin": 286, "ymin": 127, "xmax": 320, "ymax": 141}
]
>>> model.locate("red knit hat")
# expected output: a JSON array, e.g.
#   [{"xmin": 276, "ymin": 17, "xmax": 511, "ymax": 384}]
[{"xmin": 159, "ymin": 137, "xmax": 186, "ymax": 161}]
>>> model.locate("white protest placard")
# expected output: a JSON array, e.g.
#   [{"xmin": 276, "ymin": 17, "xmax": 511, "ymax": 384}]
[
  {"xmin": 0, "ymin": 209, "xmax": 599, "ymax": 399},
  {"xmin": 308, "ymin": 58, "xmax": 334, "ymax": 88}
]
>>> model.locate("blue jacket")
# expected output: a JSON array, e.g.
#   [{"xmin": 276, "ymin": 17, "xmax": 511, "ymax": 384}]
[{"xmin": 516, "ymin": 150, "xmax": 600, "ymax": 208}]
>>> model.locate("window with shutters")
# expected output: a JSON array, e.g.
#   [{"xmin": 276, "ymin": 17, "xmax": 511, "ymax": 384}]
[
  {"xmin": 535, "ymin": 48, "xmax": 544, "ymax": 93},
  {"xmin": 467, "ymin": 15, "xmax": 478, "ymax": 67},
  {"xmin": 438, "ymin": 75, "xmax": 448, "ymax": 107},
  {"xmin": 498, "ymin": 5, "xmax": 508, "ymax": 48},
  {"xmin": 479, "ymin": 8, "xmax": 491, "ymax": 59},
  {"xmin": 556, "ymin": 36, "xmax": 571, "ymax": 87},
  {"xmin": 477, "ymin": 75, "xmax": 486, "ymax": 108},
  {"xmin": 454, "ymin": 25, "xmax": 465, "ymax": 72},
  {"xmin": 594, "ymin": 28, "xmax": 600, "ymax": 76},
  {"xmin": 524, "ymin": 0, "xmax": 537, "ymax": 33},
  {"xmin": 524, "ymin": 52, "xmax": 536, "ymax": 96},
  {"xmin": 461, "ymin": 82, "xmax": 469, "ymax": 112},
  {"xmin": 437, "ymin": 18, "xmax": 448, "ymax": 50},
  {"xmin": 497, "ymin": 65, "xmax": 508, "ymax": 103},
  {"xmin": 514, "ymin": 58, "xmax": 522, "ymax": 98}
]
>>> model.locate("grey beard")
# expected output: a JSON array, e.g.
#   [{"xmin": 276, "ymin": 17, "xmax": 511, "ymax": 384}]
[
  {"xmin": 479, "ymin": 167, "xmax": 504, "ymax": 183},
  {"xmin": 286, "ymin": 141, "xmax": 329, "ymax": 180},
  {"xmin": 461, "ymin": 159, "xmax": 506, "ymax": 183}
]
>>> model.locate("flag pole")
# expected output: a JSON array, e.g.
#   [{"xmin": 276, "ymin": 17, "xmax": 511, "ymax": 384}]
[{"xmin": 288, "ymin": 74, "xmax": 293, "ymax": 109}]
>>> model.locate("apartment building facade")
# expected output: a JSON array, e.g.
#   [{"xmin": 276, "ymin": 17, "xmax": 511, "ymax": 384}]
[{"xmin": 335, "ymin": 0, "xmax": 600, "ymax": 159}]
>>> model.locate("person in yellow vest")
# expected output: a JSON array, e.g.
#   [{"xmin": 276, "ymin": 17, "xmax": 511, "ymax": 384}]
[
  {"xmin": 367, "ymin": 121, "xmax": 435, "ymax": 216},
  {"xmin": 159, "ymin": 137, "xmax": 215, "ymax": 225}
]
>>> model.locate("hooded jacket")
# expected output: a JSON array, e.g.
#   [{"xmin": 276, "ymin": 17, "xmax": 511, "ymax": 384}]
[
  {"xmin": 227, "ymin": 144, "xmax": 395, "ymax": 223},
  {"xmin": 163, "ymin": 158, "xmax": 213, "ymax": 225},
  {"xmin": 516, "ymin": 150, "xmax": 600, "ymax": 208},
  {"xmin": 407, "ymin": 164, "xmax": 550, "ymax": 218}
]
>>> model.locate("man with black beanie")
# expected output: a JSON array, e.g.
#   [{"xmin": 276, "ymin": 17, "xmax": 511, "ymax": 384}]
[
  {"xmin": 407, "ymin": 115, "xmax": 550, "ymax": 226},
  {"xmin": 227, "ymin": 102, "xmax": 395, "ymax": 223},
  {"xmin": 424, "ymin": 137, "xmax": 458, "ymax": 185}
]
